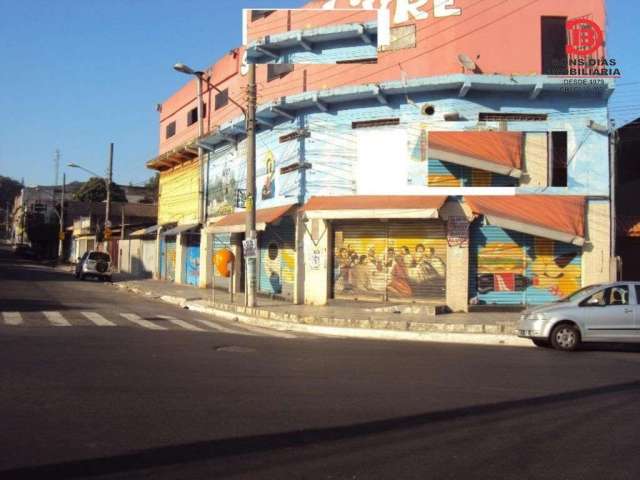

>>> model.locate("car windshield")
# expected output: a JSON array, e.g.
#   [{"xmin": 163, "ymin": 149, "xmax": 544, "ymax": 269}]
[
  {"xmin": 556, "ymin": 284, "xmax": 602, "ymax": 303},
  {"xmin": 88, "ymin": 252, "xmax": 110, "ymax": 262}
]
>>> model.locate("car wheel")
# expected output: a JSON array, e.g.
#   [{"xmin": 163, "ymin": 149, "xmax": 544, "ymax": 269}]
[
  {"xmin": 550, "ymin": 323, "xmax": 581, "ymax": 352},
  {"xmin": 532, "ymin": 339, "xmax": 550, "ymax": 348}
]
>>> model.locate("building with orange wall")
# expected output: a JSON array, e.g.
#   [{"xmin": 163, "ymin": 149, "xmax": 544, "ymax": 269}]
[{"xmin": 147, "ymin": 0, "xmax": 615, "ymax": 311}]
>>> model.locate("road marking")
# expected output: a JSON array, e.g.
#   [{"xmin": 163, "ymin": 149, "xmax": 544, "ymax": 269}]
[
  {"xmin": 43, "ymin": 311, "xmax": 71, "ymax": 327},
  {"xmin": 81, "ymin": 312, "xmax": 116, "ymax": 327},
  {"xmin": 156, "ymin": 315, "xmax": 205, "ymax": 332},
  {"xmin": 190, "ymin": 318, "xmax": 256, "ymax": 336},
  {"xmin": 235, "ymin": 322, "xmax": 297, "ymax": 339},
  {"xmin": 120, "ymin": 313, "xmax": 167, "ymax": 330},
  {"xmin": 2, "ymin": 312, "xmax": 23, "ymax": 325}
]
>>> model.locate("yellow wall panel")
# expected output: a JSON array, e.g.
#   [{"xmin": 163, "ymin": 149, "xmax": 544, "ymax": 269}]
[{"xmin": 158, "ymin": 160, "xmax": 200, "ymax": 225}]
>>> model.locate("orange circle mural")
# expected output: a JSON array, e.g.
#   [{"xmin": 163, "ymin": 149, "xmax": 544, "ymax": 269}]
[{"xmin": 214, "ymin": 249, "xmax": 235, "ymax": 277}]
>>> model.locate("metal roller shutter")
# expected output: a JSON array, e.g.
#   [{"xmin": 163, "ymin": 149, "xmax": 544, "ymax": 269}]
[
  {"xmin": 184, "ymin": 233, "xmax": 200, "ymax": 286},
  {"xmin": 164, "ymin": 237, "xmax": 176, "ymax": 282},
  {"xmin": 333, "ymin": 220, "xmax": 447, "ymax": 302},
  {"xmin": 259, "ymin": 217, "xmax": 295, "ymax": 300},
  {"xmin": 469, "ymin": 221, "xmax": 582, "ymax": 306}
]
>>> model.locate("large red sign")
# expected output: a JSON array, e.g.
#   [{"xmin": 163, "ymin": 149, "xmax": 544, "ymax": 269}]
[{"xmin": 566, "ymin": 18, "xmax": 604, "ymax": 56}]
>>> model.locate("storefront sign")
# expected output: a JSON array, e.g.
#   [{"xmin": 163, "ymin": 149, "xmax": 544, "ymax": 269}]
[
  {"xmin": 447, "ymin": 216, "xmax": 469, "ymax": 247},
  {"xmin": 242, "ymin": 238, "xmax": 257, "ymax": 258}
]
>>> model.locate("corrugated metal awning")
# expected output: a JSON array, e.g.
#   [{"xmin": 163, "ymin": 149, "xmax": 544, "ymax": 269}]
[
  {"xmin": 465, "ymin": 196, "xmax": 586, "ymax": 246},
  {"xmin": 129, "ymin": 225, "xmax": 162, "ymax": 238},
  {"xmin": 162, "ymin": 223, "xmax": 200, "ymax": 237},
  {"xmin": 304, "ymin": 195, "xmax": 447, "ymax": 220},
  {"xmin": 208, "ymin": 204, "xmax": 296, "ymax": 233}
]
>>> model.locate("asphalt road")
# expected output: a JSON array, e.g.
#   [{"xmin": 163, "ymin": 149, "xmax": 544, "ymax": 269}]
[{"xmin": 1, "ymin": 245, "xmax": 640, "ymax": 480}]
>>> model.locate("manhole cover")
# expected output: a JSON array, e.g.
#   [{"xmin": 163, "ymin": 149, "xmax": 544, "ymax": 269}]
[{"xmin": 214, "ymin": 345, "xmax": 256, "ymax": 353}]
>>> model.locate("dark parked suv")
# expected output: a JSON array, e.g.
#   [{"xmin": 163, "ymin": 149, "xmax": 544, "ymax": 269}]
[{"xmin": 75, "ymin": 251, "xmax": 112, "ymax": 282}]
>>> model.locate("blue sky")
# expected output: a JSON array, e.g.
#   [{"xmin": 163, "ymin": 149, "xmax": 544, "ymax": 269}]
[{"xmin": 0, "ymin": 0, "xmax": 638, "ymax": 187}]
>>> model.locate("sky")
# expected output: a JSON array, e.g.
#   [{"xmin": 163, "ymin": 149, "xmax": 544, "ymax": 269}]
[{"xmin": 0, "ymin": 0, "xmax": 638, "ymax": 188}]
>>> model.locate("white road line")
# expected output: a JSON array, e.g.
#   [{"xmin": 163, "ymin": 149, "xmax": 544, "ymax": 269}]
[
  {"xmin": 119, "ymin": 313, "xmax": 167, "ymax": 330},
  {"xmin": 81, "ymin": 312, "xmax": 116, "ymax": 327},
  {"xmin": 156, "ymin": 315, "xmax": 205, "ymax": 332},
  {"xmin": 2, "ymin": 312, "xmax": 23, "ymax": 325},
  {"xmin": 43, "ymin": 311, "xmax": 71, "ymax": 327},
  {"xmin": 235, "ymin": 322, "xmax": 297, "ymax": 339},
  {"xmin": 190, "ymin": 318, "xmax": 256, "ymax": 336}
]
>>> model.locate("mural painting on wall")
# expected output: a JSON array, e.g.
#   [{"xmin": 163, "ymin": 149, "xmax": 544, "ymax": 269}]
[
  {"xmin": 474, "ymin": 235, "xmax": 581, "ymax": 303},
  {"xmin": 260, "ymin": 239, "xmax": 295, "ymax": 295},
  {"xmin": 334, "ymin": 229, "xmax": 446, "ymax": 299},
  {"xmin": 208, "ymin": 149, "xmax": 238, "ymax": 217},
  {"xmin": 261, "ymin": 151, "xmax": 276, "ymax": 201}
]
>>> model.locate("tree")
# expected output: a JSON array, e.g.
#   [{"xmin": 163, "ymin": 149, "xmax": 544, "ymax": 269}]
[
  {"xmin": 74, "ymin": 177, "xmax": 127, "ymax": 203},
  {"xmin": 0, "ymin": 175, "xmax": 23, "ymax": 207},
  {"xmin": 139, "ymin": 174, "xmax": 159, "ymax": 204}
]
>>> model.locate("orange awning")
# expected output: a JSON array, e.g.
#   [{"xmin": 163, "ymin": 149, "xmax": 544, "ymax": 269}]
[
  {"xmin": 465, "ymin": 195, "xmax": 585, "ymax": 245},
  {"xmin": 429, "ymin": 131, "xmax": 523, "ymax": 178},
  {"xmin": 304, "ymin": 195, "xmax": 447, "ymax": 219},
  {"xmin": 208, "ymin": 204, "xmax": 296, "ymax": 233}
]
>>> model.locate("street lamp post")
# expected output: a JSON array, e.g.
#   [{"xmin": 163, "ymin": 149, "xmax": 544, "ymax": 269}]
[
  {"xmin": 68, "ymin": 146, "xmax": 114, "ymax": 236},
  {"xmin": 173, "ymin": 63, "xmax": 206, "ymax": 224}
]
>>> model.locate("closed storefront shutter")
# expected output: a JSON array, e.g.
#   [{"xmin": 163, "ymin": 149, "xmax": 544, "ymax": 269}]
[
  {"xmin": 333, "ymin": 220, "xmax": 447, "ymax": 302},
  {"xmin": 164, "ymin": 237, "xmax": 177, "ymax": 282},
  {"xmin": 141, "ymin": 239, "xmax": 156, "ymax": 277},
  {"xmin": 259, "ymin": 217, "xmax": 295, "ymax": 300},
  {"xmin": 184, "ymin": 233, "xmax": 200, "ymax": 286},
  {"xmin": 469, "ymin": 221, "xmax": 582, "ymax": 306}
]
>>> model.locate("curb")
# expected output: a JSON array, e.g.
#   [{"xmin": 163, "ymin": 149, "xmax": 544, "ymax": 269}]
[{"xmin": 111, "ymin": 282, "xmax": 529, "ymax": 347}]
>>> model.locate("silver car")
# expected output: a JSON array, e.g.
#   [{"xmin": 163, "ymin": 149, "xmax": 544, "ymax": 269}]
[
  {"xmin": 518, "ymin": 282, "xmax": 640, "ymax": 351},
  {"xmin": 75, "ymin": 250, "xmax": 113, "ymax": 282}
]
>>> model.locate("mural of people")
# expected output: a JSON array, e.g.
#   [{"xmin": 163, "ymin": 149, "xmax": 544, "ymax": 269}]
[
  {"xmin": 261, "ymin": 151, "xmax": 276, "ymax": 200},
  {"xmin": 333, "ymin": 231, "xmax": 447, "ymax": 299}
]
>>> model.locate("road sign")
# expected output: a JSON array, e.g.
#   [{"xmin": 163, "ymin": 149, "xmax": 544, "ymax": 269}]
[
  {"xmin": 58, "ymin": 232, "xmax": 65, "ymax": 241},
  {"xmin": 242, "ymin": 238, "xmax": 257, "ymax": 258},
  {"xmin": 104, "ymin": 227, "xmax": 112, "ymax": 240}
]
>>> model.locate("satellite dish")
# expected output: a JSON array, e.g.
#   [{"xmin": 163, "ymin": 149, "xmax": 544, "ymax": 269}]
[{"xmin": 457, "ymin": 53, "xmax": 477, "ymax": 73}]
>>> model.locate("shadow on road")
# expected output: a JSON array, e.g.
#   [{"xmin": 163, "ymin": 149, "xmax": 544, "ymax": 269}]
[{"xmin": 2, "ymin": 380, "xmax": 639, "ymax": 479}]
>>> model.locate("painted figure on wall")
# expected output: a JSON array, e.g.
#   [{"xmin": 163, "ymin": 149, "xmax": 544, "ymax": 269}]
[
  {"xmin": 474, "ymin": 232, "xmax": 582, "ymax": 304},
  {"xmin": 334, "ymin": 239, "xmax": 446, "ymax": 299},
  {"xmin": 261, "ymin": 151, "xmax": 276, "ymax": 200}
]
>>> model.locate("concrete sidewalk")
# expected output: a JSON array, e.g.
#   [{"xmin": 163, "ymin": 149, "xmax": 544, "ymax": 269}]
[{"xmin": 107, "ymin": 273, "xmax": 530, "ymax": 347}]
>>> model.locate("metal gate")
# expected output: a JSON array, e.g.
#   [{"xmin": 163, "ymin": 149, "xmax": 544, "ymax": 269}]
[
  {"xmin": 469, "ymin": 221, "xmax": 582, "ymax": 305},
  {"xmin": 184, "ymin": 233, "xmax": 200, "ymax": 286},
  {"xmin": 162, "ymin": 236, "xmax": 177, "ymax": 282},
  {"xmin": 332, "ymin": 220, "xmax": 447, "ymax": 302},
  {"xmin": 259, "ymin": 218, "xmax": 295, "ymax": 300}
]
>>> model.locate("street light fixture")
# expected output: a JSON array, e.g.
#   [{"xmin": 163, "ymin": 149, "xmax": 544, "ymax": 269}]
[{"xmin": 67, "ymin": 144, "xmax": 114, "ymax": 231}]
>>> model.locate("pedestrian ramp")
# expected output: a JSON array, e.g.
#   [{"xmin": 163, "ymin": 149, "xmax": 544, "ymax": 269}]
[{"xmin": 0, "ymin": 310, "xmax": 299, "ymax": 339}]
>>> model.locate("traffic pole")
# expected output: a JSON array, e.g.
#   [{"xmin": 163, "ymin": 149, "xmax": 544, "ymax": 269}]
[
  {"xmin": 105, "ymin": 143, "xmax": 113, "ymax": 231},
  {"xmin": 245, "ymin": 63, "xmax": 257, "ymax": 308},
  {"xmin": 58, "ymin": 173, "xmax": 65, "ymax": 260}
]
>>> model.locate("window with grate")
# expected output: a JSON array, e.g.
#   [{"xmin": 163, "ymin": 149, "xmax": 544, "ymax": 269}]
[
  {"xmin": 541, "ymin": 17, "xmax": 568, "ymax": 75},
  {"xmin": 187, "ymin": 104, "xmax": 207, "ymax": 126},
  {"xmin": 479, "ymin": 113, "xmax": 548, "ymax": 122},
  {"xmin": 267, "ymin": 63, "xmax": 294, "ymax": 82},
  {"xmin": 165, "ymin": 121, "xmax": 176, "ymax": 139},
  {"xmin": 550, "ymin": 131, "xmax": 568, "ymax": 187},
  {"xmin": 215, "ymin": 89, "xmax": 229, "ymax": 110}
]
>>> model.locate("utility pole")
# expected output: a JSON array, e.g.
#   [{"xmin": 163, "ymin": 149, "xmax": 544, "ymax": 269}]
[
  {"xmin": 54, "ymin": 149, "xmax": 60, "ymax": 188},
  {"xmin": 58, "ymin": 173, "xmax": 65, "ymax": 259},
  {"xmin": 105, "ymin": 143, "xmax": 113, "ymax": 231},
  {"xmin": 245, "ymin": 63, "xmax": 257, "ymax": 307},
  {"xmin": 196, "ymin": 73, "xmax": 206, "ymax": 224}
]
